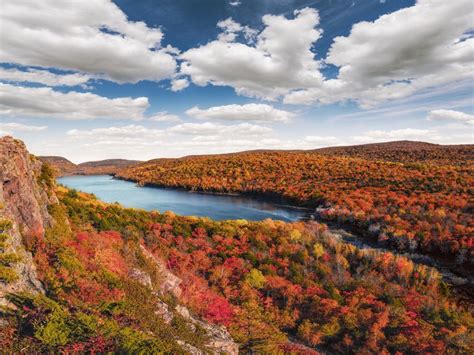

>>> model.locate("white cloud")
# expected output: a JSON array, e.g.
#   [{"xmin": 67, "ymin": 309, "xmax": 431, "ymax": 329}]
[
  {"xmin": 170, "ymin": 78, "xmax": 190, "ymax": 92},
  {"xmin": 59, "ymin": 122, "xmax": 274, "ymax": 161},
  {"xmin": 0, "ymin": 122, "xmax": 47, "ymax": 133},
  {"xmin": 0, "ymin": 0, "xmax": 176, "ymax": 83},
  {"xmin": 217, "ymin": 18, "xmax": 243, "ymax": 42},
  {"xmin": 67, "ymin": 125, "xmax": 163, "ymax": 139},
  {"xmin": 427, "ymin": 109, "xmax": 474, "ymax": 125},
  {"xmin": 351, "ymin": 128, "xmax": 435, "ymax": 144},
  {"xmin": 186, "ymin": 103, "xmax": 295, "ymax": 123},
  {"xmin": 168, "ymin": 122, "xmax": 273, "ymax": 136},
  {"xmin": 167, "ymin": 134, "xmax": 343, "ymax": 154},
  {"xmin": 304, "ymin": 136, "xmax": 340, "ymax": 145},
  {"xmin": 180, "ymin": 8, "xmax": 323, "ymax": 100},
  {"xmin": 0, "ymin": 67, "xmax": 90, "ymax": 87},
  {"xmin": 0, "ymin": 83, "xmax": 149, "ymax": 120},
  {"xmin": 285, "ymin": 0, "xmax": 474, "ymax": 106},
  {"xmin": 229, "ymin": 1, "xmax": 241, "ymax": 7},
  {"xmin": 180, "ymin": 1, "xmax": 473, "ymax": 108},
  {"xmin": 149, "ymin": 111, "xmax": 182, "ymax": 123},
  {"xmin": 365, "ymin": 128, "xmax": 432, "ymax": 139}
]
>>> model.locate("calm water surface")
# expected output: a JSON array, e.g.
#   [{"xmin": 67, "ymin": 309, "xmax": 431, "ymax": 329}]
[{"xmin": 58, "ymin": 175, "xmax": 308, "ymax": 222}]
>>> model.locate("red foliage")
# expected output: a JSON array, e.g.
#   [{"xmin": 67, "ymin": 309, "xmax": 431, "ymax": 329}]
[{"xmin": 117, "ymin": 149, "xmax": 474, "ymax": 261}]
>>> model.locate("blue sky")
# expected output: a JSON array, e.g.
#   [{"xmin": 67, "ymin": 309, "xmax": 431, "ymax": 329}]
[{"xmin": 0, "ymin": 0, "xmax": 472, "ymax": 163}]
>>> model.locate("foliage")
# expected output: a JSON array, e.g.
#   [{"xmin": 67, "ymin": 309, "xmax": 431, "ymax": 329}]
[
  {"xmin": 0, "ymin": 219, "xmax": 20, "ymax": 283},
  {"xmin": 245, "ymin": 268, "xmax": 266, "ymax": 289},
  {"xmin": 117, "ymin": 150, "xmax": 474, "ymax": 263},
  {"xmin": 37, "ymin": 162, "xmax": 55, "ymax": 188},
  {"xmin": 18, "ymin": 189, "xmax": 468, "ymax": 353}
]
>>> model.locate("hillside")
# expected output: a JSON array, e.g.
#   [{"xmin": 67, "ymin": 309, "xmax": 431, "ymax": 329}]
[
  {"xmin": 2, "ymin": 137, "xmax": 473, "ymax": 353},
  {"xmin": 39, "ymin": 157, "xmax": 141, "ymax": 176},
  {"xmin": 147, "ymin": 141, "xmax": 473, "ymax": 165},
  {"xmin": 0, "ymin": 137, "xmax": 53, "ymax": 305},
  {"xmin": 77, "ymin": 159, "xmax": 142, "ymax": 175},
  {"xmin": 1, "ymin": 137, "xmax": 237, "ymax": 353},
  {"xmin": 39, "ymin": 156, "xmax": 78, "ymax": 176},
  {"xmin": 117, "ymin": 143, "xmax": 474, "ymax": 266},
  {"xmin": 314, "ymin": 141, "xmax": 474, "ymax": 166}
]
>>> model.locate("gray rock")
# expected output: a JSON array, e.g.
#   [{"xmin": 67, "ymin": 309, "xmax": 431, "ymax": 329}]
[{"xmin": 0, "ymin": 137, "xmax": 51, "ymax": 306}]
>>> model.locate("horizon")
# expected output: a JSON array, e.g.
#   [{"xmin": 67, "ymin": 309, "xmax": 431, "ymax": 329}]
[
  {"xmin": 1, "ymin": 0, "xmax": 473, "ymax": 162},
  {"xmin": 20, "ymin": 138, "xmax": 473, "ymax": 165},
  {"xmin": 1, "ymin": 2, "xmax": 473, "ymax": 351}
]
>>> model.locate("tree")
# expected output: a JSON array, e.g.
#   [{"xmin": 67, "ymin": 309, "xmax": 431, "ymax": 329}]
[{"xmin": 245, "ymin": 268, "xmax": 266, "ymax": 289}]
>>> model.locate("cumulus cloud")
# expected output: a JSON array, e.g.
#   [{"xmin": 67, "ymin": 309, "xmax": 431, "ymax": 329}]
[
  {"xmin": 168, "ymin": 122, "xmax": 273, "ymax": 136},
  {"xmin": 61, "ymin": 121, "xmax": 275, "ymax": 160},
  {"xmin": 351, "ymin": 128, "xmax": 435, "ymax": 143},
  {"xmin": 285, "ymin": 0, "xmax": 474, "ymax": 106},
  {"xmin": 186, "ymin": 103, "xmax": 295, "ymax": 123},
  {"xmin": 169, "ymin": 134, "xmax": 342, "ymax": 154},
  {"xmin": 0, "ymin": 67, "xmax": 90, "ymax": 87},
  {"xmin": 170, "ymin": 78, "xmax": 190, "ymax": 92},
  {"xmin": 67, "ymin": 125, "xmax": 164, "ymax": 139},
  {"xmin": 149, "ymin": 111, "xmax": 182, "ymax": 123},
  {"xmin": 0, "ymin": 122, "xmax": 47, "ymax": 134},
  {"xmin": 229, "ymin": 1, "xmax": 241, "ymax": 7},
  {"xmin": 180, "ymin": 8, "xmax": 323, "ymax": 100},
  {"xmin": 180, "ymin": 1, "xmax": 473, "ymax": 107},
  {"xmin": 304, "ymin": 136, "xmax": 340, "ymax": 145},
  {"xmin": 0, "ymin": 83, "xmax": 149, "ymax": 120},
  {"xmin": 0, "ymin": 0, "xmax": 176, "ymax": 83},
  {"xmin": 427, "ymin": 109, "xmax": 474, "ymax": 125}
]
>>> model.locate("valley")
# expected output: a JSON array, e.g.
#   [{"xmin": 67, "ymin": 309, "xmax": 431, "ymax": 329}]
[
  {"xmin": 2, "ymin": 1, "xmax": 473, "ymax": 353},
  {"xmin": 116, "ymin": 142, "xmax": 473, "ymax": 274},
  {"xmin": 2, "ymin": 136, "xmax": 472, "ymax": 353}
]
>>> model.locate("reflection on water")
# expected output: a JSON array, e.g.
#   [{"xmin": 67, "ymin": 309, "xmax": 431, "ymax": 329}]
[{"xmin": 58, "ymin": 175, "xmax": 309, "ymax": 222}]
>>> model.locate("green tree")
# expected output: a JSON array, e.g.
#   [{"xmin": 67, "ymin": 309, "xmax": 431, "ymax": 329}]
[{"xmin": 245, "ymin": 268, "xmax": 266, "ymax": 289}]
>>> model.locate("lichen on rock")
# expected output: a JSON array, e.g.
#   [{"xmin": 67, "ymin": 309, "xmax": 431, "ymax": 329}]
[{"xmin": 0, "ymin": 136, "xmax": 54, "ymax": 306}]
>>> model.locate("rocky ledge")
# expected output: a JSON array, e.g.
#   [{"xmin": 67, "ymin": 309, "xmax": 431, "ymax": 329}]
[{"xmin": 0, "ymin": 136, "xmax": 56, "ymax": 305}]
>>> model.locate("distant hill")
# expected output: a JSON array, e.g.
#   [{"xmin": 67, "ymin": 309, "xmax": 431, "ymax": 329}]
[
  {"xmin": 39, "ymin": 156, "xmax": 78, "ymax": 176},
  {"xmin": 116, "ymin": 140, "xmax": 473, "ymax": 267},
  {"xmin": 78, "ymin": 159, "xmax": 142, "ymax": 169},
  {"xmin": 39, "ymin": 157, "xmax": 141, "ymax": 176},
  {"xmin": 314, "ymin": 140, "xmax": 474, "ymax": 165},
  {"xmin": 140, "ymin": 140, "xmax": 473, "ymax": 167},
  {"xmin": 77, "ymin": 159, "xmax": 142, "ymax": 175}
]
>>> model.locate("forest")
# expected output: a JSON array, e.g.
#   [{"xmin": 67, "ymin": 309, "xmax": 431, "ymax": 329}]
[
  {"xmin": 117, "ymin": 147, "xmax": 474, "ymax": 266},
  {"xmin": 2, "ymin": 185, "xmax": 473, "ymax": 353}
]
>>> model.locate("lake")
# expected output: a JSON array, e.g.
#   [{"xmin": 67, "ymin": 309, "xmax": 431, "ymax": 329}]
[{"xmin": 57, "ymin": 175, "xmax": 309, "ymax": 222}]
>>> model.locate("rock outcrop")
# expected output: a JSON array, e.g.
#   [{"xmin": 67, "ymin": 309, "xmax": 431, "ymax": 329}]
[
  {"xmin": 1, "ymin": 136, "xmax": 239, "ymax": 353},
  {"xmin": 139, "ymin": 245, "xmax": 182, "ymax": 298},
  {"xmin": 0, "ymin": 136, "xmax": 55, "ymax": 305},
  {"xmin": 129, "ymin": 245, "xmax": 239, "ymax": 355}
]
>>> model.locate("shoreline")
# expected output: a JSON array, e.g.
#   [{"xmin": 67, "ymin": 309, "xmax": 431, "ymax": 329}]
[{"xmin": 61, "ymin": 174, "xmax": 474, "ymax": 307}]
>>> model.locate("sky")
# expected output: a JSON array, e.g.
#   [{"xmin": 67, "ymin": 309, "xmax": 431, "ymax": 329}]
[{"xmin": 0, "ymin": 0, "xmax": 473, "ymax": 163}]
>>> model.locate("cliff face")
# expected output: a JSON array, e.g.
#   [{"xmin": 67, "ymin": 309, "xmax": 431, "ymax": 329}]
[
  {"xmin": 1, "ymin": 137, "xmax": 238, "ymax": 353},
  {"xmin": 0, "ymin": 136, "xmax": 55, "ymax": 305},
  {"xmin": 134, "ymin": 245, "xmax": 238, "ymax": 354}
]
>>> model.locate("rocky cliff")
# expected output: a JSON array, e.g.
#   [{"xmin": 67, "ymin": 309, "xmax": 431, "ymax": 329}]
[
  {"xmin": 1, "ymin": 136, "xmax": 238, "ymax": 353},
  {"xmin": 133, "ymin": 245, "xmax": 238, "ymax": 354},
  {"xmin": 0, "ymin": 136, "xmax": 55, "ymax": 306}
]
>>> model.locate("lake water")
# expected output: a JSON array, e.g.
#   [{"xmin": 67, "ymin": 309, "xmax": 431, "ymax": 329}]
[{"xmin": 57, "ymin": 175, "xmax": 309, "ymax": 222}]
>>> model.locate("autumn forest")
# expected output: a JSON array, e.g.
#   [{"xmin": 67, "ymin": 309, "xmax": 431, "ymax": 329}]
[
  {"xmin": 1, "ymin": 138, "xmax": 473, "ymax": 354},
  {"xmin": 2, "ymin": 0, "xmax": 474, "ymax": 353}
]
